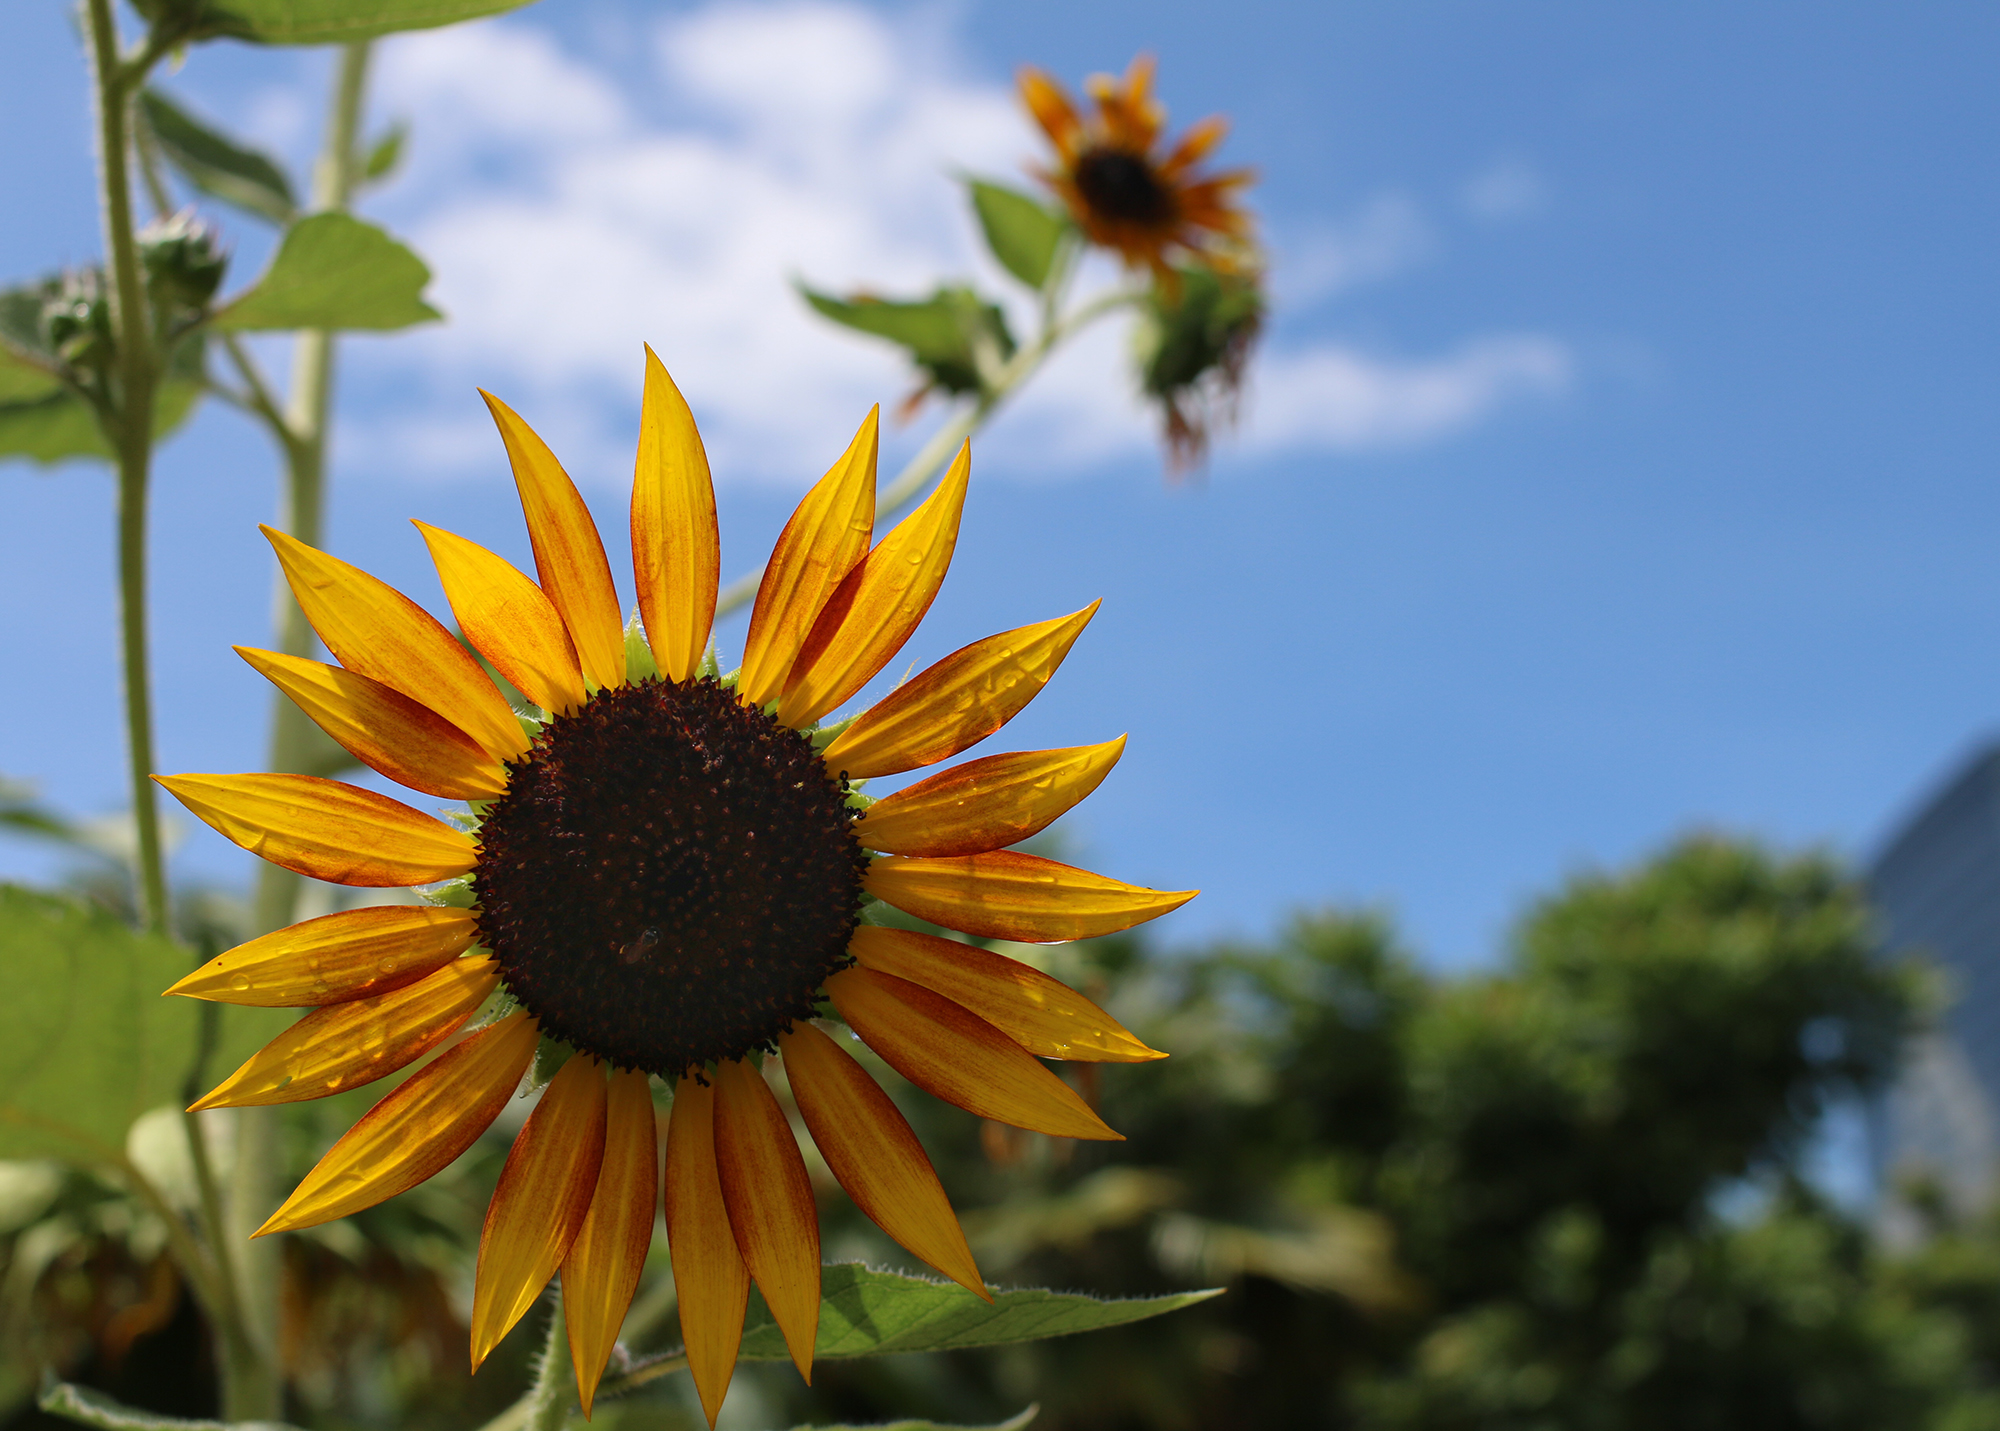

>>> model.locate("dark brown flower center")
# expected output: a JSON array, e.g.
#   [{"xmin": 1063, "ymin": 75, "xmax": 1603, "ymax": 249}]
[
  {"xmin": 1073, "ymin": 146, "xmax": 1175, "ymax": 225},
  {"xmin": 473, "ymin": 675, "xmax": 866, "ymax": 1078}
]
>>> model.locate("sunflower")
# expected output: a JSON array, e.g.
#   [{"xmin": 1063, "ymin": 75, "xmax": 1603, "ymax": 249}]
[
  {"xmin": 155, "ymin": 351, "xmax": 1194, "ymax": 1424},
  {"xmin": 1018, "ymin": 53, "xmax": 1256, "ymax": 282}
]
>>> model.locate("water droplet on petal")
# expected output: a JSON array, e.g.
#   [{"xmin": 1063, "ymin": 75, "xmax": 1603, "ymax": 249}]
[{"xmin": 229, "ymin": 973, "xmax": 251, "ymax": 992}]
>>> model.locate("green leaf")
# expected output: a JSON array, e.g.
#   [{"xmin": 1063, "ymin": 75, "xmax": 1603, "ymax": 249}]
[
  {"xmin": 785, "ymin": 1408, "xmax": 1038, "ymax": 1431},
  {"xmin": 800, "ymin": 285, "xmax": 1014, "ymax": 397},
  {"xmin": 40, "ymin": 1379, "xmax": 308, "ymax": 1431},
  {"xmin": 0, "ymin": 337, "xmax": 207, "ymax": 467},
  {"xmin": 213, "ymin": 213, "xmax": 441, "ymax": 332},
  {"xmin": 0, "ymin": 887, "xmax": 201, "ymax": 1164},
  {"xmin": 138, "ymin": 89, "xmax": 296, "ymax": 225},
  {"xmin": 137, "ymin": 0, "xmax": 538, "ymax": 45},
  {"xmin": 0, "ymin": 284, "xmax": 67, "ymax": 404},
  {"xmin": 362, "ymin": 122, "xmax": 408, "ymax": 183},
  {"xmin": 738, "ymin": 1264, "xmax": 1222, "ymax": 1362},
  {"xmin": 967, "ymin": 180, "xmax": 1067, "ymax": 290}
]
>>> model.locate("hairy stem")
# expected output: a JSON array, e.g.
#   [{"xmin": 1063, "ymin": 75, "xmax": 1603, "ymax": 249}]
[
  {"xmin": 525, "ymin": 1302, "xmax": 578, "ymax": 1431},
  {"xmin": 84, "ymin": 0, "xmax": 168, "ymax": 937}
]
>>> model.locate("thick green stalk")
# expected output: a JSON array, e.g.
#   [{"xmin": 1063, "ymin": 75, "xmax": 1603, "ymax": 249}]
[
  {"xmin": 250, "ymin": 38, "xmax": 371, "ymax": 935},
  {"xmin": 83, "ymin": 0, "xmax": 168, "ymax": 937},
  {"xmin": 525, "ymin": 1303, "xmax": 578, "ymax": 1431}
]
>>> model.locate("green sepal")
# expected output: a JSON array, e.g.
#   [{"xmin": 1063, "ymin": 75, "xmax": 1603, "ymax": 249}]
[
  {"xmin": 529, "ymin": 1032, "xmax": 576, "ymax": 1089},
  {"xmin": 624, "ymin": 611, "xmax": 660, "ymax": 683},
  {"xmin": 811, "ymin": 711, "xmax": 859, "ymax": 752},
  {"xmin": 966, "ymin": 177, "xmax": 1069, "ymax": 290},
  {"xmin": 422, "ymin": 876, "xmax": 477, "ymax": 908}
]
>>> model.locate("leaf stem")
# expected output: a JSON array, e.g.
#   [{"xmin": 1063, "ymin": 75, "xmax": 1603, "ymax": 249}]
[
  {"xmin": 525, "ymin": 1302, "xmax": 578, "ymax": 1431},
  {"xmin": 83, "ymin": 0, "xmax": 169, "ymax": 938}
]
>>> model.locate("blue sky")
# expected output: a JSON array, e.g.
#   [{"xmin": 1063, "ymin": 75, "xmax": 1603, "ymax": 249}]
[{"xmin": 3, "ymin": 0, "xmax": 1997, "ymax": 969}]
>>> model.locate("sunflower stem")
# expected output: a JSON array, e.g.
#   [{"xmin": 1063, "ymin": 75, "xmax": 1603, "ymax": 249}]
[
  {"xmin": 713, "ymin": 272, "xmax": 1142, "ymax": 621},
  {"xmin": 83, "ymin": 0, "xmax": 170, "ymax": 939},
  {"xmin": 525, "ymin": 1300, "xmax": 580, "ymax": 1431}
]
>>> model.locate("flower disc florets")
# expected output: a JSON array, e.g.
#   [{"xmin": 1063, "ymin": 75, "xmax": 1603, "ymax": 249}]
[
  {"xmin": 474, "ymin": 675, "xmax": 867, "ymax": 1077},
  {"xmin": 1072, "ymin": 147, "xmax": 1174, "ymax": 224}
]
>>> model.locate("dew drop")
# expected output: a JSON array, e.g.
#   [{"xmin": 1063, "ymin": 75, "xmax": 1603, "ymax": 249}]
[
  {"xmin": 377, "ymin": 957, "xmax": 398, "ymax": 975},
  {"xmin": 229, "ymin": 973, "xmax": 251, "ymax": 992}
]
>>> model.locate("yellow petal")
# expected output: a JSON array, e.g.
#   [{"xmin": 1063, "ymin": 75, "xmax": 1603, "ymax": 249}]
[
  {"xmin": 256, "ymin": 1009, "xmax": 538, "ymax": 1236},
  {"xmin": 711, "ymin": 1057, "xmax": 819, "ymax": 1382},
  {"xmin": 777, "ymin": 441, "xmax": 970, "ymax": 729},
  {"xmin": 666, "ymin": 1074, "xmax": 750, "ymax": 1429},
  {"xmin": 565, "ymin": 1067, "xmax": 660, "ymax": 1420},
  {"xmin": 414, "ymin": 521, "xmax": 588, "ymax": 716},
  {"xmin": 778, "ymin": 1022, "xmax": 986, "ymax": 1298},
  {"xmin": 847, "ymin": 926, "xmax": 1162, "ymax": 1063},
  {"xmin": 738, "ymin": 410, "xmax": 878, "ymax": 707},
  {"xmin": 154, "ymin": 773, "xmax": 476, "ymax": 887},
  {"xmin": 852, "ymin": 737, "xmax": 1125, "ymax": 857},
  {"xmin": 826, "ymin": 967, "xmax": 1119, "ymax": 1141},
  {"xmin": 262, "ymin": 526, "xmax": 529, "ymax": 763},
  {"xmin": 166, "ymin": 905, "xmax": 478, "ymax": 1007},
  {"xmin": 866, "ymin": 851, "xmax": 1196, "ymax": 944},
  {"xmin": 483, "ymin": 390, "xmax": 626, "ymax": 692},
  {"xmin": 631, "ymin": 348, "xmax": 720, "ymax": 685},
  {"xmin": 472, "ymin": 1054, "xmax": 609, "ymax": 1371},
  {"xmin": 190, "ymin": 956, "xmax": 500, "ymax": 1110},
  {"xmin": 235, "ymin": 646, "xmax": 507, "ymax": 802},
  {"xmin": 820, "ymin": 603, "xmax": 1099, "ymax": 779}
]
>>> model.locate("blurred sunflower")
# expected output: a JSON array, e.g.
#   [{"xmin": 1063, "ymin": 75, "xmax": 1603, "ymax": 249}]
[
  {"xmin": 1019, "ymin": 53, "xmax": 1256, "ymax": 282},
  {"xmin": 156, "ymin": 351, "xmax": 1192, "ymax": 1424}
]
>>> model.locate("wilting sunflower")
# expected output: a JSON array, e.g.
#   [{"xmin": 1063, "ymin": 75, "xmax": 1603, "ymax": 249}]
[
  {"xmin": 1019, "ymin": 53, "xmax": 1255, "ymax": 282},
  {"xmin": 156, "ymin": 351, "xmax": 1193, "ymax": 1424}
]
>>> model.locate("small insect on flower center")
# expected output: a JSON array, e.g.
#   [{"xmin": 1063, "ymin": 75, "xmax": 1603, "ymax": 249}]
[
  {"xmin": 1073, "ymin": 146, "xmax": 1175, "ymax": 225},
  {"xmin": 473, "ymin": 676, "xmax": 868, "ymax": 1078}
]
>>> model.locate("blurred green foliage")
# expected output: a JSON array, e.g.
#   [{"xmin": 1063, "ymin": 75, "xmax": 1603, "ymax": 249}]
[{"xmin": 8, "ymin": 834, "xmax": 2000, "ymax": 1431}]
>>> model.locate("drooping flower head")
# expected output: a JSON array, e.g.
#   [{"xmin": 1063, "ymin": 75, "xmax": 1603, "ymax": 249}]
[
  {"xmin": 156, "ymin": 352, "xmax": 1193, "ymax": 1425},
  {"xmin": 1018, "ymin": 54, "xmax": 1256, "ymax": 282}
]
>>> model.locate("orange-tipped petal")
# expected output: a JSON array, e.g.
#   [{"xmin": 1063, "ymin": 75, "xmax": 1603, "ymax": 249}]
[
  {"xmin": 738, "ymin": 410, "xmax": 878, "ymax": 707},
  {"xmin": 666, "ymin": 1075, "xmax": 751, "ymax": 1428},
  {"xmin": 482, "ymin": 390, "xmax": 626, "ymax": 692},
  {"xmin": 853, "ymin": 737, "xmax": 1125, "ymax": 857},
  {"xmin": 631, "ymin": 348, "xmax": 720, "ymax": 685},
  {"xmin": 235, "ymin": 647, "xmax": 508, "ymax": 802},
  {"xmin": 256, "ymin": 1010, "xmax": 538, "ymax": 1236},
  {"xmin": 847, "ymin": 926, "xmax": 1162, "ymax": 1063},
  {"xmin": 826, "ymin": 968, "xmax": 1119, "ymax": 1141},
  {"xmin": 711, "ymin": 1057, "xmax": 819, "ymax": 1381},
  {"xmin": 867, "ymin": 851, "xmax": 1196, "ymax": 944},
  {"xmin": 819, "ymin": 603, "xmax": 1098, "ymax": 779},
  {"xmin": 471, "ymin": 1054, "xmax": 609, "ymax": 1371},
  {"xmin": 565, "ymin": 1067, "xmax": 659, "ymax": 1419},
  {"xmin": 1160, "ymin": 114, "xmax": 1229, "ymax": 176},
  {"xmin": 778, "ymin": 441, "xmax": 970, "ymax": 729},
  {"xmin": 154, "ymin": 773, "xmax": 476, "ymax": 887},
  {"xmin": 1018, "ymin": 66, "xmax": 1081, "ymax": 154},
  {"xmin": 414, "ymin": 522, "xmax": 588, "ymax": 717},
  {"xmin": 190, "ymin": 956, "xmax": 500, "ymax": 1110},
  {"xmin": 779, "ymin": 1022, "xmax": 986, "ymax": 1298},
  {"xmin": 166, "ymin": 905, "xmax": 478, "ymax": 1007},
  {"xmin": 262, "ymin": 526, "xmax": 529, "ymax": 763}
]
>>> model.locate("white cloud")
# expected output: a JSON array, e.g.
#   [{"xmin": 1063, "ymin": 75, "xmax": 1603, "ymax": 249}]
[
  {"xmin": 1273, "ymin": 194, "xmax": 1437, "ymax": 307},
  {"xmin": 1248, "ymin": 336, "xmax": 1572, "ymax": 451},
  {"xmin": 353, "ymin": 2, "xmax": 1570, "ymax": 490},
  {"xmin": 1462, "ymin": 155, "xmax": 1547, "ymax": 223}
]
